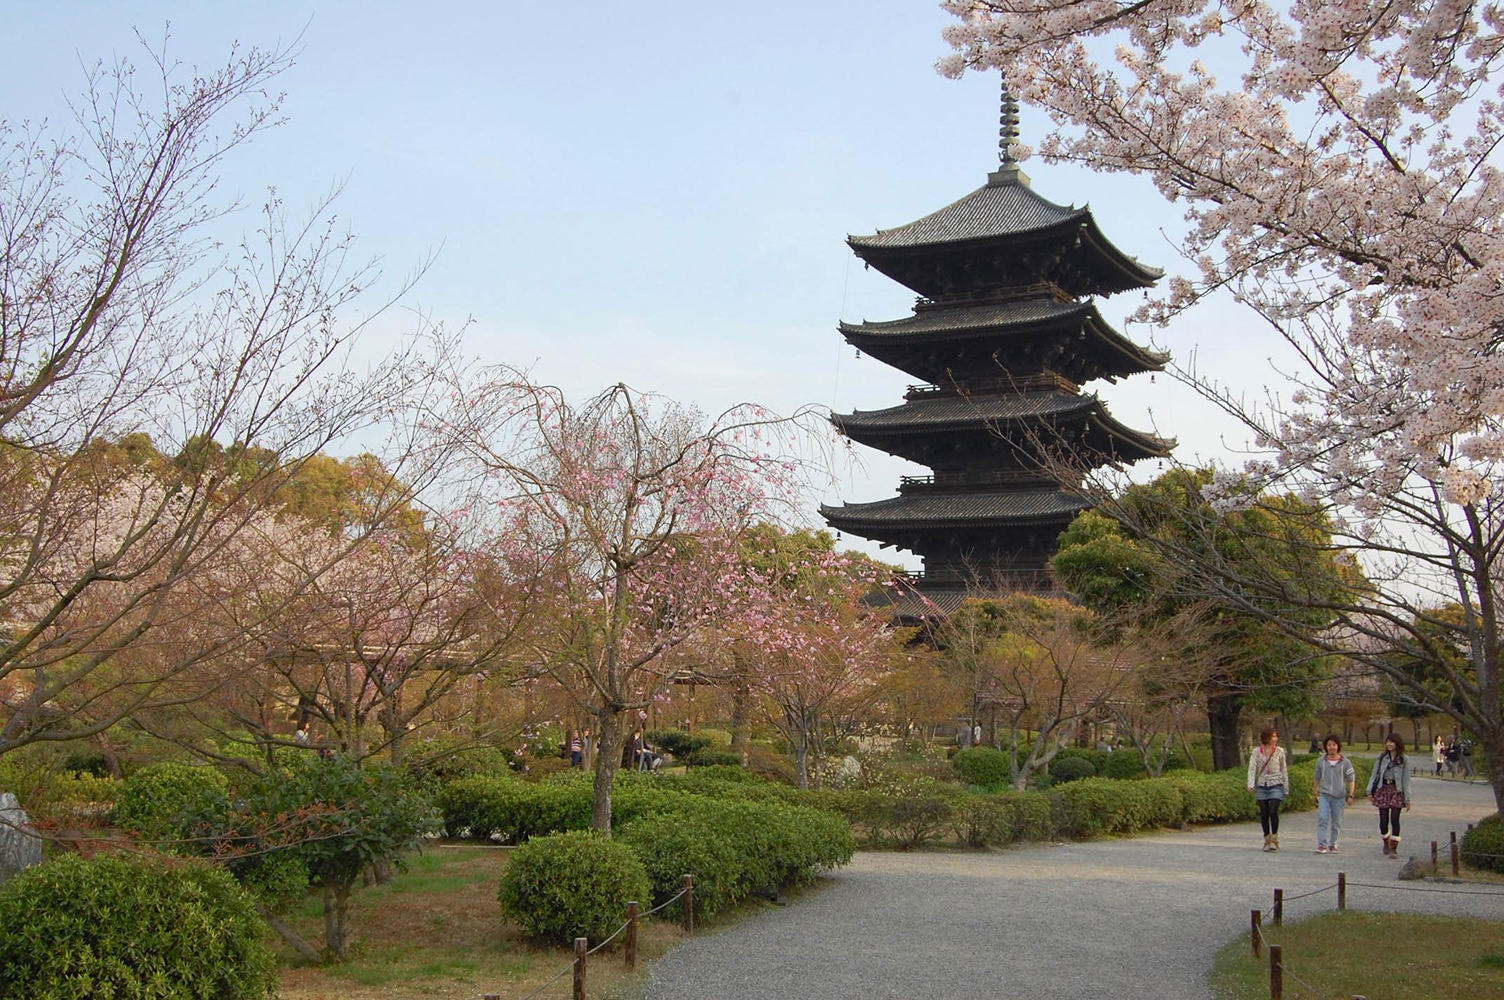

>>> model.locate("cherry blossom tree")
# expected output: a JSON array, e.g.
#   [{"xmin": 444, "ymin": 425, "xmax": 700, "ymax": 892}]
[
  {"xmin": 941, "ymin": 1, "xmax": 1504, "ymax": 809},
  {"xmin": 442, "ymin": 373, "xmax": 825, "ymax": 832},
  {"xmin": 732, "ymin": 534, "xmax": 897, "ymax": 788},
  {"xmin": 0, "ymin": 41, "xmax": 449, "ymax": 761}
]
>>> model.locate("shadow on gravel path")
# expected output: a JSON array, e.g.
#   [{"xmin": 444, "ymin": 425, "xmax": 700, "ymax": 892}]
[{"xmin": 646, "ymin": 776, "xmax": 1503, "ymax": 1000}]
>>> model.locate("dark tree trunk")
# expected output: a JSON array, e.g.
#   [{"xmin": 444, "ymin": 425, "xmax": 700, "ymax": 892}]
[
  {"xmin": 730, "ymin": 678, "xmax": 752, "ymax": 763},
  {"xmin": 322, "ymin": 878, "xmax": 352, "ymax": 961},
  {"xmin": 591, "ymin": 707, "xmax": 624, "ymax": 835},
  {"xmin": 1207, "ymin": 692, "xmax": 1244, "ymax": 772}
]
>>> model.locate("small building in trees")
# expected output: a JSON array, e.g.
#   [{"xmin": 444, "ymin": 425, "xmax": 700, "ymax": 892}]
[{"xmin": 822, "ymin": 82, "xmax": 1173, "ymax": 620}]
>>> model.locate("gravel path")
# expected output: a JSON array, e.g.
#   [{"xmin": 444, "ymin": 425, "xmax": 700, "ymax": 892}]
[{"xmin": 646, "ymin": 776, "xmax": 1503, "ymax": 1000}]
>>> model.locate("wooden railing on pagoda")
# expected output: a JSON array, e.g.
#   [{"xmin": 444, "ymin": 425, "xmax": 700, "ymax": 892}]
[{"xmin": 904, "ymin": 371, "xmax": 1080, "ymax": 399}]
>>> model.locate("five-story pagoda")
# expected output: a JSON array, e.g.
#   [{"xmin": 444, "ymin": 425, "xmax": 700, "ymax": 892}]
[{"xmin": 821, "ymin": 83, "xmax": 1173, "ymax": 619}]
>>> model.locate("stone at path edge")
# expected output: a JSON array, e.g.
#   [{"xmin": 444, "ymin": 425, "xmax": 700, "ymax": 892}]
[{"xmin": 0, "ymin": 791, "xmax": 43, "ymax": 883}]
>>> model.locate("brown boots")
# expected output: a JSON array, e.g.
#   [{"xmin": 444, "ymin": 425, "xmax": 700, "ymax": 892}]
[
  {"xmin": 1381, "ymin": 836, "xmax": 1401, "ymax": 857},
  {"xmin": 1262, "ymin": 834, "xmax": 1281, "ymax": 852}
]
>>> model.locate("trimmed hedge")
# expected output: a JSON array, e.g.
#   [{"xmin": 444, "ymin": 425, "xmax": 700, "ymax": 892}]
[
  {"xmin": 685, "ymin": 750, "xmax": 742, "ymax": 768},
  {"xmin": 0, "ymin": 854, "xmax": 277, "ymax": 1000},
  {"xmin": 498, "ymin": 831, "xmax": 651, "ymax": 945},
  {"xmin": 436, "ymin": 774, "xmax": 590, "ymax": 842}
]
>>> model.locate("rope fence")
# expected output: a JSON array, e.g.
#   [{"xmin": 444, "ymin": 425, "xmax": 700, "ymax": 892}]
[
  {"xmin": 482, "ymin": 875, "xmax": 694, "ymax": 1000},
  {"xmin": 1246, "ymin": 827, "xmax": 1503, "ymax": 1000}
]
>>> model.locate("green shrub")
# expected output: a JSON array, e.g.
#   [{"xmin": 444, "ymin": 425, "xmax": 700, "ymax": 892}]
[
  {"xmin": 21, "ymin": 770, "xmax": 122, "ymax": 827},
  {"xmin": 498, "ymin": 831, "xmax": 651, "ymax": 945},
  {"xmin": 1055, "ymin": 747, "xmax": 1109, "ymax": 775},
  {"xmin": 1058, "ymin": 778, "xmax": 1151, "ymax": 837},
  {"xmin": 435, "ymin": 775, "xmax": 591, "ymax": 842},
  {"xmin": 619, "ymin": 812, "xmax": 745, "ymax": 920},
  {"xmin": 116, "ymin": 762, "xmax": 230, "ymax": 841},
  {"xmin": 402, "ymin": 732, "xmax": 512, "ymax": 791},
  {"xmin": 685, "ymin": 750, "xmax": 742, "ymax": 768},
  {"xmin": 1102, "ymin": 752, "xmax": 1147, "ymax": 780},
  {"xmin": 952, "ymin": 746, "xmax": 1013, "ymax": 789},
  {"xmin": 1050, "ymin": 757, "xmax": 1097, "ymax": 784},
  {"xmin": 1461, "ymin": 813, "xmax": 1504, "ymax": 874},
  {"xmin": 0, "ymin": 854, "xmax": 276, "ymax": 1000},
  {"xmin": 687, "ymin": 764, "xmax": 758, "ymax": 783},
  {"xmin": 646, "ymin": 729, "xmax": 715, "ymax": 758}
]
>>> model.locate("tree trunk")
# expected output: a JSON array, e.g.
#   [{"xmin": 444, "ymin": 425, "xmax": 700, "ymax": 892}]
[
  {"xmin": 1482, "ymin": 730, "xmax": 1504, "ymax": 816},
  {"xmin": 1207, "ymin": 692, "xmax": 1244, "ymax": 771},
  {"xmin": 322, "ymin": 878, "xmax": 352, "ymax": 961},
  {"xmin": 730, "ymin": 678, "xmax": 752, "ymax": 763},
  {"xmin": 590, "ymin": 707, "xmax": 624, "ymax": 835},
  {"xmin": 262, "ymin": 906, "xmax": 322, "ymax": 964}
]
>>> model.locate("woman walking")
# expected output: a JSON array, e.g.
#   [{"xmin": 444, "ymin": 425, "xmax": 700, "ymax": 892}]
[
  {"xmin": 1433, "ymin": 735, "xmax": 1446, "ymax": 777},
  {"xmin": 1246, "ymin": 727, "xmax": 1290, "ymax": 851},
  {"xmin": 1366, "ymin": 733, "xmax": 1411, "ymax": 857},
  {"xmin": 1312, "ymin": 736, "xmax": 1356, "ymax": 854}
]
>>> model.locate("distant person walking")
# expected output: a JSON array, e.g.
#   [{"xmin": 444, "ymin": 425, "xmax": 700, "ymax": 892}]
[
  {"xmin": 1433, "ymin": 736, "xmax": 1446, "ymax": 777},
  {"xmin": 1312, "ymin": 736, "xmax": 1356, "ymax": 854},
  {"xmin": 568, "ymin": 730, "xmax": 583, "ymax": 768},
  {"xmin": 1366, "ymin": 733, "xmax": 1411, "ymax": 857},
  {"xmin": 1459, "ymin": 738, "xmax": 1475, "ymax": 781},
  {"xmin": 1247, "ymin": 727, "xmax": 1290, "ymax": 852}
]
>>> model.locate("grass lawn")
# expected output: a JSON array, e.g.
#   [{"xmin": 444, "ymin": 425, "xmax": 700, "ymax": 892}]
[
  {"xmin": 274, "ymin": 844, "xmax": 689, "ymax": 1000},
  {"xmin": 1210, "ymin": 911, "xmax": 1504, "ymax": 1000}
]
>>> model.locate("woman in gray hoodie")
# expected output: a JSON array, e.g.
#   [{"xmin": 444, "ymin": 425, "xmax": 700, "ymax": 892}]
[{"xmin": 1312, "ymin": 735, "xmax": 1356, "ymax": 853}]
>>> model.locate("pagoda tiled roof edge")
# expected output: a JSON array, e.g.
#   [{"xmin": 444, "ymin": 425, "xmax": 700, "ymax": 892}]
[{"xmin": 820, "ymin": 489, "xmax": 1090, "ymax": 527}]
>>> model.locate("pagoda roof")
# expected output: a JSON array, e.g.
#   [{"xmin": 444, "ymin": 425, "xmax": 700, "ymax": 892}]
[
  {"xmin": 821, "ymin": 488, "xmax": 1090, "ymax": 531},
  {"xmin": 847, "ymin": 172, "xmax": 1162, "ymax": 298},
  {"xmin": 839, "ymin": 299, "xmax": 1167, "ymax": 379},
  {"xmin": 833, "ymin": 391, "xmax": 1174, "ymax": 459},
  {"xmin": 849, "ymin": 175, "xmax": 1086, "ymax": 250},
  {"xmin": 865, "ymin": 582, "xmax": 972, "ymax": 620}
]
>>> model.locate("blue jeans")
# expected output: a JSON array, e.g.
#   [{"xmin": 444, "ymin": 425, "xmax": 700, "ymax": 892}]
[{"xmin": 1316, "ymin": 793, "xmax": 1346, "ymax": 847}]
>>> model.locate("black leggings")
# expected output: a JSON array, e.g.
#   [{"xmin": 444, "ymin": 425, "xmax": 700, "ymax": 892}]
[
  {"xmin": 1258, "ymin": 798, "xmax": 1282, "ymax": 835},
  {"xmin": 1379, "ymin": 807, "xmax": 1402, "ymax": 838}
]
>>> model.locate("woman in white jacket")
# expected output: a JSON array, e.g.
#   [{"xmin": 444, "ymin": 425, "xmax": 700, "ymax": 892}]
[{"xmin": 1247, "ymin": 727, "xmax": 1291, "ymax": 851}]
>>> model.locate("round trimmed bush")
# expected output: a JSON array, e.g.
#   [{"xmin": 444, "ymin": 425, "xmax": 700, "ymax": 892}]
[
  {"xmin": 116, "ymin": 762, "xmax": 230, "ymax": 841},
  {"xmin": 0, "ymin": 854, "xmax": 276, "ymax": 1000},
  {"xmin": 1102, "ymin": 751, "xmax": 1147, "ymax": 780},
  {"xmin": 952, "ymin": 746, "xmax": 1013, "ymax": 789},
  {"xmin": 498, "ymin": 831, "xmax": 651, "ymax": 945},
  {"xmin": 1461, "ymin": 813, "xmax": 1504, "ymax": 873},
  {"xmin": 1050, "ymin": 757, "xmax": 1097, "ymax": 784}
]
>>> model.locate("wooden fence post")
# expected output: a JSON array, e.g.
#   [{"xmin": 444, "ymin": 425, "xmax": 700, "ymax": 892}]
[
  {"xmin": 625, "ymin": 901, "xmax": 638, "ymax": 971},
  {"xmin": 1273, "ymin": 888, "xmax": 1283, "ymax": 926},
  {"xmin": 573, "ymin": 937, "xmax": 587, "ymax": 1000},
  {"xmin": 1251, "ymin": 910, "xmax": 1262, "ymax": 959},
  {"xmin": 682, "ymin": 875, "xmax": 695, "ymax": 933},
  {"xmin": 1269, "ymin": 944, "xmax": 1283, "ymax": 1000},
  {"xmin": 1431, "ymin": 840, "xmax": 1438, "ymax": 873},
  {"xmin": 1451, "ymin": 832, "xmax": 1460, "ymax": 876},
  {"xmin": 1337, "ymin": 872, "xmax": 1346, "ymax": 910}
]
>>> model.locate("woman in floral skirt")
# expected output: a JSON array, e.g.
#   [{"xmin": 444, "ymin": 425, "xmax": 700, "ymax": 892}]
[{"xmin": 1366, "ymin": 733, "xmax": 1411, "ymax": 857}]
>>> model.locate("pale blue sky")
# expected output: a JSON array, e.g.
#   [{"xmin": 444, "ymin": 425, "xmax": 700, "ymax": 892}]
[{"xmin": 7, "ymin": 2, "xmax": 1275, "ymax": 567}]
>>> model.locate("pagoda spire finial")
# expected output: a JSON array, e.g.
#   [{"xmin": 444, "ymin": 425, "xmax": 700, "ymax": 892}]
[
  {"xmin": 988, "ymin": 71, "xmax": 1031, "ymax": 188},
  {"xmin": 999, "ymin": 72, "xmax": 1021, "ymax": 165}
]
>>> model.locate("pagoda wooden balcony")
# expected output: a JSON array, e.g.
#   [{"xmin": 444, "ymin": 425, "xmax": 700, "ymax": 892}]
[
  {"xmin": 904, "ymin": 371, "xmax": 1080, "ymax": 400},
  {"xmin": 898, "ymin": 469, "xmax": 1063, "ymax": 492}
]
